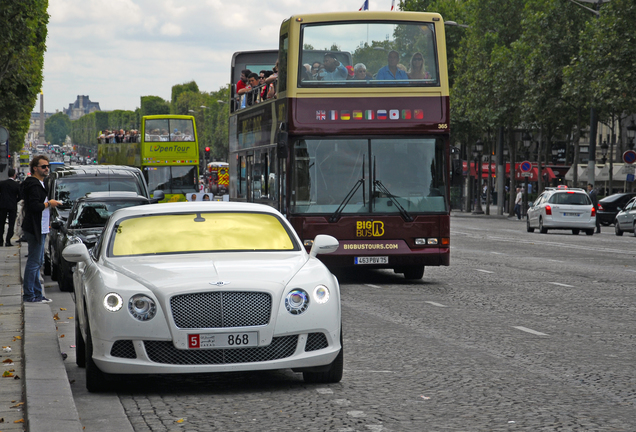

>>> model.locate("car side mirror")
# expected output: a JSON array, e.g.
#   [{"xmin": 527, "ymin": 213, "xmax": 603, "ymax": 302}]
[
  {"xmin": 150, "ymin": 190, "xmax": 165, "ymax": 203},
  {"xmin": 62, "ymin": 243, "xmax": 90, "ymax": 263},
  {"xmin": 309, "ymin": 234, "xmax": 339, "ymax": 258}
]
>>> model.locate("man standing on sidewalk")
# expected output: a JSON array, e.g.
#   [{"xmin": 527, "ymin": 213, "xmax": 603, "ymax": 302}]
[
  {"xmin": 21, "ymin": 155, "xmax": 61, "ymax": 303},
  {"xmin": 0, "ymin": 168, "xmax": 21, "ymax": 246},
  {"xmin": 514, "ymin": 187, "xmax": 523, "ymax": 220}
]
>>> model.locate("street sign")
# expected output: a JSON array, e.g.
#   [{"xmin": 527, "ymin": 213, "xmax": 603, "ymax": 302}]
[
  {"xmin": 520, "ymin": 161, "xmax": 532, "ymax": 172},
  {"xmin": 521, "ymin": 172, "xmax": 532, "ymax": 177},
  {"xmin": 624, "ymin": 165, "xmax": 635, "ymax": 175},
  {"xmin": 623, "ymin": 150, "xmax": 636, "ymax": 165}
]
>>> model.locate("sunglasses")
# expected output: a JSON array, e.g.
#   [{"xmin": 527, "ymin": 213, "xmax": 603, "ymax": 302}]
[{"xmin": 38, "ymin": 164, "xmax": 50, "ymax": 169}]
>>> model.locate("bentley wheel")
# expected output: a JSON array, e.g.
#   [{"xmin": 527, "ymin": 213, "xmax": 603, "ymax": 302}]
[
  {"xmin": 303, "ymin": 330, "xmax": 343, "ymax": 384},
  {"xmin": 85, "ymin": 322, "xmax": 111, "ymax": 392},
  {"xmin": 75, "ymin": 305, "xmax": 86, "ymax": 368}
]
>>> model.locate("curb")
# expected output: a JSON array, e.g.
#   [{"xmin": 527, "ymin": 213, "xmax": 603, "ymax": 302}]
[{"xmin": 20, "ymin": 244, "xmax": 83, "ymax": 432}]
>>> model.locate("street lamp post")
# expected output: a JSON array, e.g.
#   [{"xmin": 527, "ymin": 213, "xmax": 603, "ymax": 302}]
[
  {"xmin": 472, "ymin": 139, "xmax": 484, "ymax": 214},
  {"xmin": 627, "ymin": 120, "xmax": 636, "ymax": 150}
]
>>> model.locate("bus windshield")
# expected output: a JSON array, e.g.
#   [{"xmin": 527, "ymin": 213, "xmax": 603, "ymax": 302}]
[
  {"xmin": 144, "ymin": 166, "xmax": 198, "ymax": 195},
  {"xmin": 291, "ymin": 138, "xmax": 447, "ymax": 215},
  {"xmin": 299, "ymin": 21, "xmax": 438, "ymax": 86},
  {"xmin": 144, "ymin": 118, "xmax": 195, "ymax": 142}
]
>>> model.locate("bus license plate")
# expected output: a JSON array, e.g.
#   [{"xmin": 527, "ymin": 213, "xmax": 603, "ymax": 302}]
[
  {"xmin": 355, "ymin": 256, "xmax": 389, "ymax": 265},
  {"xmin": 188, "ymin": 332, "xmax": 258, "ymax": 349}
]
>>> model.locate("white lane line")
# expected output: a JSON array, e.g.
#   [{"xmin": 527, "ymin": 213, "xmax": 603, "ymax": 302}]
[
  {"xmin": 347, "ymin": 411, "xmax": 366, "ymax": 418},
  {"xmin": 513, "ymin": 326, "xmax": 548, "ymax": 336},
  {"xmin": 316, "ymin": 388, "xmax": 333, "ymax": 395},
  {"xmin": 491, "ymin": 251, "xmax": 504, "ymax": 255},
  {"xmin": 425, "ymin": 301, "xmax": 448, "ymax": 308},
  {"xmin": 475, "ymin": 269, "xmax": 494, "ymax": 274},
  {"xmin": 549, "ymin": 282, "xmax": 574, "ymax": 287},
  {"xmin": 365, "ymin": 284, "xmax": 381, "ymax": 288},
  {"xmin": 548, "ymin": 259, "xmax": 564, "ymax": 263},
  {"xmin": 626, "ymin": 269, "xmax": 636, "ymax": 273}
]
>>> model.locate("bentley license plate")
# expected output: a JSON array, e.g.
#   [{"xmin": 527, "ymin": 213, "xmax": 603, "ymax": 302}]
[
  {"xmin": 188, "ymin": 332, "xmax": 258, "ymax": 349},
  {"xmin": 355, "ymin": 256, "xmax": 389, "ymax": 265}
]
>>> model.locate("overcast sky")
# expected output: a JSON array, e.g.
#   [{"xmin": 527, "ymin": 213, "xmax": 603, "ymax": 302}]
[{"xmin": 39, "ymin": 0, "xmax": 396, "ymax": 114}]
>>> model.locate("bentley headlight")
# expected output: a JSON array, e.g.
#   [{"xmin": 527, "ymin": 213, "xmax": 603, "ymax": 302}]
[
  {"xmin": 103, "ymin": 293, "xmax": 123, "ymax": 312},
  {"xmin": 128, "ymin": 294, "xmax": 157, "ymax": 321},
  {"xmin": 313, "ymin": 285, "xmax": 330, "ymax": 304},
  {"xmin": 285, "ymin": 289, "xmax": 309, "ymax": 315}
]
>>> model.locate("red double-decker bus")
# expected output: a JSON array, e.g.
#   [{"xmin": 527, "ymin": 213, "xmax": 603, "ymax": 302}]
[{"xmin": 229, "ymin": 11, "xmax": 450, "ymax": 279}]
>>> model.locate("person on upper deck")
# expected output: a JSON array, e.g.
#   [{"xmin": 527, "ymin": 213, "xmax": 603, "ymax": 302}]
[
  {"xmin": 376, "ymin": 50, "xmax": 408, "ymax": 81},
  {"xmin": 353, "ymin": 63, "xmax": 373, "ymax": 80},
  {"xmin": 236, "ymin": 69, "xmax": 252, "ymax": 96},
  {"xmin": 246, "ymin": 73, "xmax": 261, "ymax": 105},
  {"xmin": 408, "ymin": 52, "xmax": 431, "ymax": 80},
  {"xmin": 318, "ymin": 53, "xmax": 348, "ymax": 81}
]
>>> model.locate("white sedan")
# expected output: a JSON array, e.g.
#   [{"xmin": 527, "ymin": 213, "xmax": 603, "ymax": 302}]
[{"xmin": 63, "ymin": 202, "xmax": 342, "ymax": 392}]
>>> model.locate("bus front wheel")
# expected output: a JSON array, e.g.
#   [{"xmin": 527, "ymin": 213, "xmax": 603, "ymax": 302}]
[{"xmin": 403, "ymin": 265, "xmax": 425, "ymax": 280}]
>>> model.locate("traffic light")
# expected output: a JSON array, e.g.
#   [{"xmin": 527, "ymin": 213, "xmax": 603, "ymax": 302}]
[{"xmin": 204, "ymin": 147, "xmax": 210, "ymax": 159}]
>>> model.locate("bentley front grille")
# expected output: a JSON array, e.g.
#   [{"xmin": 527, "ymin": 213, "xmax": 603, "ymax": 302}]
[
  {"xmin": 170, "ymin": 291, "xmax": 272, "ymax": 329},
  {"xmin": 143, "ymin": 336, "xmax": 298, "ymax": 365},
  {"xmin": 305, "ymin": 333, "xmax": 329, "ymax": 352},
  {"xmin": 110, "ymin": 340, "xmax": 136, "ymax": 359}
]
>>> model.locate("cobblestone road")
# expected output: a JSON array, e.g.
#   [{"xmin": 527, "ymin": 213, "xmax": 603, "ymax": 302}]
[{"xmin": 59, "ymin": 217, "xmax": 635, "ymax": 431}]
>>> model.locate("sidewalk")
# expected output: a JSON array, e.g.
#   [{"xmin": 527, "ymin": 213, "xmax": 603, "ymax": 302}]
[{"xmin": 0, "ymin": 243, "xmax": 82, "ymax": 431}]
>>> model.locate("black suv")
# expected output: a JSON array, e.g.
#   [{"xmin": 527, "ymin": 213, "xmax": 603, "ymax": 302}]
[
  {"xmin": 44, "ymin": 165, "xmax": 164, "ymax": 282},
  {"xmin": 51, "ymin": 191, "xmax": 152, "ymax": 291}
]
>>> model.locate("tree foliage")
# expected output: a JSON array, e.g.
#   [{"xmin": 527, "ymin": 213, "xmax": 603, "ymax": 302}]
[
  {"xmin": 140, "ymin": 96, "xmax": 170, "ymax": 117},
  {"xmin": 45, "ymin": 112, "xmax": 71, "ymax": 145},
  {"xmin": 0, "ymin": 0, "xmax": 49, "ymax": 154}
]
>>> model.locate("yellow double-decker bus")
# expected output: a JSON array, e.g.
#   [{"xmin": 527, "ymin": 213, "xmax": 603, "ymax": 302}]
[
  {"xmin": 98, "ymin": 115, "xmax": 199, "ymax": 202},
  {"xmin": 229, "ymin": 11, "xmax": 450, "ymax": 279}
]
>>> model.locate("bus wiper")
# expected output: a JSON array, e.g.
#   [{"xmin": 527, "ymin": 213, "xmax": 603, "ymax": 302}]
[
  {"xmin": 373, "ymin": 180, "xmax": 413, "ymax": 222},
  {"xmin": 328, "ymin": 178, "xmax": 365, "ymax": 223}
]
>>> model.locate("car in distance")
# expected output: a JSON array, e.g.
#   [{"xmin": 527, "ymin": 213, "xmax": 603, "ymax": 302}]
[
  {"xmin": 51, "ymin": 192, "xmax": 151, "ymax": 292},
  {"xmin": 63, "ymin": 202, "xmax": 342, "ymax": 392},
  {"xmin": 614, "ymin": 196, "xmax": 636, "ymax": 236},
  {"xmin": 597, "ymin": 192, "xmax": 636, "ymax": 226},
  {"xmin": 45, "ymin": 165, "xmax": 164, "ymax": 282},
  {"xmin": 526, "ymin": 187, "xmax": 596, "ymax": 235}
]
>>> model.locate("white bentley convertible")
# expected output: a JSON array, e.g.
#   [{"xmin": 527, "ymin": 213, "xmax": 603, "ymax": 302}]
[{"xmin": 63, "ymin": 202, "xmax": 342, "ymax": 392}]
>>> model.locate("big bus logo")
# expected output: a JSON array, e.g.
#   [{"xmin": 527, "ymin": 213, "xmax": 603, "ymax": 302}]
[{"xmin": 356, "ymin": 221, "xmax": 384, "ymax": 238}]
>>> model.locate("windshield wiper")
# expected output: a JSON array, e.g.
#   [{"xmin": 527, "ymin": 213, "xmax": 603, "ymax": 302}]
[
  {"xmin": 329, "ymin": 159, "xmax": 366, "ymax": 223},
  {"xmin": 373, "ymin": 180, "xmax": 413, "ymax": 222}
]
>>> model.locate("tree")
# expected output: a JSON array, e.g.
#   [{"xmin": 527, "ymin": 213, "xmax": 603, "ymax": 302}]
[
  {"xmin": 171, "ymin": 81, "xmax": 199, "ymax": 113},
  {"xmin": 45, "ymin": 112, "xmax": 71, "ymax": 145},
  {"xmin": 0, "ymin": 0, "xmax": 49, "ymax": 154},
  {"xmin": 140, "ymin": 96, "xmax": 170, "ymax": 117}
]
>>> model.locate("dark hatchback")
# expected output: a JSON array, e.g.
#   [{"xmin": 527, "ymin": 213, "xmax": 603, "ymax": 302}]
[
  {"xmin": 597, "ymin": 192, "xmax": 636, "ymax": 226},
  {"xmin": 51, "ymin": 192, "xmax": 151, "ymax": 291}
]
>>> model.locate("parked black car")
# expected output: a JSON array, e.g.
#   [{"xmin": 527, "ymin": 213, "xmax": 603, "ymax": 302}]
[
  {"xmin": 51, "ymin": 191, "xmax": 152, "ymax": 291},
  {"xmin": 44, "ymin": 165, "xmax": 164, "ymax": 284},
  {"xmin": 597, "ymin": 192, "xmax": 636, "ymax": 226}
]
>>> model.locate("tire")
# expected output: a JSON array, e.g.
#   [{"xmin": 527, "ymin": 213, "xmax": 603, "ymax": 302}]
[
  {"xmin": 43, "ymin": 253, "xmax": 51, "ymax": 276},
  {"xmin": 303, "ymin": 330, "xmax": 343, "ymax": 384},
  {"xmin": 572, "ymin": 229, "xmax": 580, "ymax": 235},
  {"xmin": 75, "ymin": 305, "xmax": 86, "ymax": 368},
  {"xmin": 585, "ymin": 229, "xmax": 594, "ymax": 236},
  {"xmin": 539, "ymin": 218, "xmax": 548, "ymax": 234},
  {"xmin": 58, "ymin": 262, "xmax": 74, "ymax": 292},
  {"xmin": 526, "ymin": 218, "xmax": 534, "ymax": 233},
  {"xmin": 633, "ymin": 223, "xmax": 636, "ymax": 237},
  {"xmin": 615, "ymin": 221, "xmax": 623, "ymax": 236},
  {"xmin": 85, "ymin": 322, "xmax": 111, "ymax": 392},
  {"xmin": 50, "ymin": 247, "xmax": 59, "ymax": 282},
  {"xmin": 403, "ymin": 265, "xmax": 425, "ymax": 280}
]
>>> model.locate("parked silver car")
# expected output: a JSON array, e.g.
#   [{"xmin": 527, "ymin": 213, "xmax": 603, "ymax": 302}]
[
  {"xmin": 526, "ymin": 187, "xmax": 596, "ymax": 235},
  {"xmin": 614, "ymin": 197, "xmax": 636, "ymax": 236}
]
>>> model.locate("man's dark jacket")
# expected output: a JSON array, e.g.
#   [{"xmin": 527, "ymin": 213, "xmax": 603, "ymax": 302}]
[
  {"xmin": 21, "ymin": 177, "xmax": 48, "ymax": 243},
  {"xmin": 0, "ymin": 178, "xmax": 21, "ymax": 210}
]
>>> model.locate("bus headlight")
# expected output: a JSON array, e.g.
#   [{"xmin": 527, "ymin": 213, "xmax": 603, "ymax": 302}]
[{"xmin": 285, "ymin": 289, "xmax": 309, "ymax": 315}]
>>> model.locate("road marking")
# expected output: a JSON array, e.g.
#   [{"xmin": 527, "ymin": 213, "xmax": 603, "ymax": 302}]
[
  {"xmin": 475, "ymin": 269, "xmax": 494, "ymax": 274},
  {"xmin": 491, "ymin": 251, "xmax": 504, "ymax": 255},
  {"xmin": 425, "ymin": 301, "xmax": 448, "ymax": 308},
  {"xmin": 548, "ymin": 259, "xmax": 564, "ymax": 263},
  {"xmin": 365, "ymin": 284, "xmax": 381, "ymax": 288},
  {"xmin": 316, "ymin": 388, "xmax": 333, "ymax": 395},
  {"xmin": 347, "ymin": 411, "xmax": 366, "ymax": 418},
  {"xmin": 513, "ymin": 326, "xmax": 548, "ymax": 336},
  {"xmin": 549, "ymin": 282, "xmax": 574, "ymax": 287},
  {"xmin": 626, "ymin": 269, "xmax": 636, "ymax": 273}
]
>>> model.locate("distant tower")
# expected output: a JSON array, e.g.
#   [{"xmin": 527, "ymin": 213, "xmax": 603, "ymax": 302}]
[{"xmin": 38, "ymin": 91, "xmax": 45, "ymax": 144}]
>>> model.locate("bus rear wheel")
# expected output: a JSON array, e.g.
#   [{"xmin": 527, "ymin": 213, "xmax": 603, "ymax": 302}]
[{"xmin": 403, "ymin": 265, "xmax": 424, "ymax": 280}]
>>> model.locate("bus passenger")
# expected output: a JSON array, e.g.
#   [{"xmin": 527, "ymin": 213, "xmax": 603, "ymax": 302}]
[
  {"xmin": 353, "ymin": 63, "xmax": 373, "ymax": 80},
  {"xmin": 376, "ymin": 50, "xmax": 408, "ymax": 81},
  {"xmin": 408, "ymin": 52, "xmax": 431, "ymax": 80},
  {"xmin": 311, "ymin": 62, "xmax": 323, "ymax": 79},
  {"xmin": 236, "ymin": 69, "xmax": 251, "ymax": 96},
  {"xmin": 246, "ymin": 73, "xmax": 260, "ymax": 105},
  {"xmin": 318, "ymin": 53, "xmax": 348, "ymax": 81}
]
